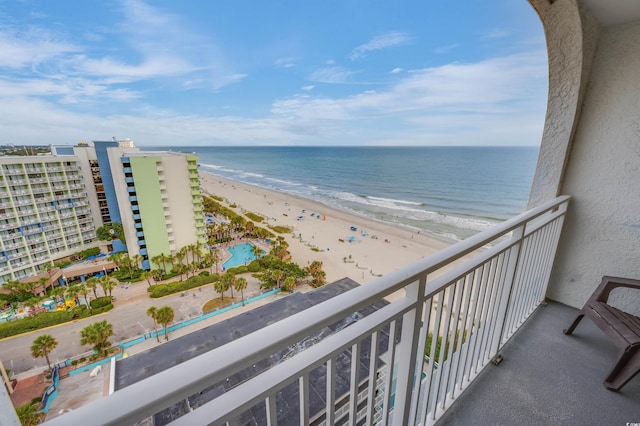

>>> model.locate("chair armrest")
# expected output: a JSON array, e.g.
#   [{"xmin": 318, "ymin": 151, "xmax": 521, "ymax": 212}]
[{"xmin": 591, "ymin": 276, "xmax": 640, "ymax": 303}]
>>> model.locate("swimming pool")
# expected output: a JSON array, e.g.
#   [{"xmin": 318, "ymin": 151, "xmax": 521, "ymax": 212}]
[{"xmin": 222, "ymin": 242, "xmax": 263, "ymax": 270}]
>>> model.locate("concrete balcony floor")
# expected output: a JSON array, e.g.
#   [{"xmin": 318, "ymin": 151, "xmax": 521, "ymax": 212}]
[{"xmin": 436, "ymin": 301, "xmax": 640, "ymax": 425}]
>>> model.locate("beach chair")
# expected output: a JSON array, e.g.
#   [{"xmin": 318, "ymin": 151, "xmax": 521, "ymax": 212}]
[{"xmin": 563, "ymin": 276, "xmax": 640, "ymax": 391}]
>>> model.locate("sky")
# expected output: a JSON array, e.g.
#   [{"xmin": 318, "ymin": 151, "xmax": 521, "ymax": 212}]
[{"xmin": 0, "ymin": 0, "xmax": 548, "ymax": 147}]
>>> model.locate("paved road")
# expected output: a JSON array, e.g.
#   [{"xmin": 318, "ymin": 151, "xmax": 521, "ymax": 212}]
[{"xmin": 0, "ymin": 275, "xmax": 265, "ymax": 377}]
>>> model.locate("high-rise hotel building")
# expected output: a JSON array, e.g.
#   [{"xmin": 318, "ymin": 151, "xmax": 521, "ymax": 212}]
[
  {"xmin": 0, "ymin": 140, "xmax": 205, "ymax": 286},
  {"xmin": 110, "ymin": 151, "xmax": 206, "ymax": 269},
  {"xmin": 0, "ymin": 156, "xmax": 95, "ymax": 283}
]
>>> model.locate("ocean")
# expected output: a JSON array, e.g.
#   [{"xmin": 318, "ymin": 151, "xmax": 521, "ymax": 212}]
[{"xmin": 157, "ymin": 146, "xmax": 539, "ymax": 242}]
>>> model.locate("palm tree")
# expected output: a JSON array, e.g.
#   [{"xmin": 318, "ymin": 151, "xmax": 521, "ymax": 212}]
[
  {"xmin": 86, "ymin": 277, "xmax": 99, "ymax": 299},
  {"xmin": 156, "ymin": 306, "xmax": 175, "ymax": 341},
  {"xmin": 50, "ymin": 286, "xmax": 66, "ymax": 303},
  {"xmin": 272, "ymin": 270, "xmax": 285, "ymax": 288},
  {"xmin": 283, "ymin": 276, "xmax": 297, "ymax": 292},
  {"xmin": 146, "ymin": 306, "xmax": 160, "ymax": 343},
  {"xmin": 80, "ymin": 320, "xmax": 114, "ymax": 358},
  {"xmin": 78, "ymin": 284, "xmax": 91, "ymax": 309},
  {"xmin": 65, "ymin": 285, "xmax": 81, "ymax": 306},
  {"xmin": 151, "ymin": 269, "xmax": 164, "ymax": 284},
  {"xmin": 175, "ymin": 248, "xmax": 186, "ymax": 273},
  {"xmin": 190, "ymin": 261, "xmax": 199, "ymax": 278},
  {"xmin": 234, "ymin": 277, "xmax": 248, "ymax": 306},
  {"xmin": 140, "ymin": 270, "xmax": 153, "ymax": 288},
  {"xmin": 251, "ymin": 244, "xmax": 263, "ymax": 264},
  {"xmin": 99, "ymin": 275, "xmax": 116, "ymax": 298},
  {"xmin": 16, "ymin": 401, "xmax": 42, "ymax": 426},
  {"xmin": 214, "ymin": 276, "xmax": 229, "ymax": 301},
  {"xmin": 30, "ymin": 334, "xmax": 58, "ymax": 373},
  {"xmin": 151, "ymin": 253, "xmax": 169, "ymax": 277},
  {"xmin": 131, "ymin": 254, "xmax": 143, "ymax": 271},
  {"xmin": 308, "ymin": 260, "xmax": 327, "ymax": 288}
]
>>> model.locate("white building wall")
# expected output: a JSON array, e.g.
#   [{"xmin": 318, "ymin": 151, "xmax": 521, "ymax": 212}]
[
  {"xmin": 531, "ymin": 0, "xmax": 640, "ymax": 311},
  {"xmin": 160, "ymin": 156, "xmax": 198, "ymax": 251}
]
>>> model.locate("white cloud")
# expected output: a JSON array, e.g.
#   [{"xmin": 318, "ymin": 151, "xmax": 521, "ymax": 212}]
[
  {"xmin": 0, "ymin": 50, "xmax": 547, "ymax": 146},
  {"xmin": 0, "ymin": 0, "xmax": 245, "ymax": 109},
  {"xmin": 350, "ymin": 31, "xmax": 410, "ymax": 60},
  {"xmin": 0, "ymin": 27, "xmax": 80, "ymax": 69},
  {"xmin": 390, "ymin": 68, "xmax": 403, "ymax": 74},
  {"xmin": 275, "ymin": 57, "xmax": 296, "ymax": 68},
  {"xmin": 483, "ymin": 29, "xmax": 510, "ymax": 39},
  {"xmin": 308, "ymin": 66, "xmax": 357, "ymax": 84},
  {"xmin": 270, "ymin": 51, "xmax": 548, "ymax": 144},
  {"xmin": 434, "ymin": 44, "xmax": 459, "ymax": 54},
  {"xmin": 301, "ymin": 85, "xmax": 315, "ymax": 91}
]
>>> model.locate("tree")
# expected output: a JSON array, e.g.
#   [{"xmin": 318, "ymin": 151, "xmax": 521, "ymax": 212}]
[
  {"xmin": 16, "ymin": 401, "xmax": 42, "ymax": 426},
  {"xmin": 214, "ymin": 275, "xmax": 230, "ymax": 301},
  {"xmin": 80, "ymin": 320, "xmax": 114, "ymax": 357},
  {"xmin": 308, "ymin": 261, "xmax": 326, "ymax": 288},
  {"xmin": 151, "ymin": 269, "xmax": 164, "ymax": 283},
  {"xmin": 234, "ymin": 277, "xmax": 248, "ymax": 306},
  {"xmin": 156, "ymin": 306, "xmax": 175, "ymax": 341},
  {"xmin": 65, "ymin": 285, "xmax": 81, "ymax": 305},
  {"xmin": 174, "ymin": 247, "xmax": 185, "ymax": 269},
  {"xmin": 140, "ymin": 270, "xmax": 153, "ymax": 288},
  {"xmin": 86, "ymin": 277, "xmax": 99, "ymax": 299},
  {"xmin": 282, "ymin": 276, "xmax": 297, "ymax": 292},
  {"xmin": 146, "ymin": 306, "xmax": 160, "ymax": 343},
  {"xmin": 151, "ymin": 253, "xmax": 169, "ymax": 277},
  {"xmin": 50, "ymin": 286, "xmax": 66, "ymax": 303},
  {"xmin": 31, "ymin": 334, "xmax": 58, "ymax": 373},
  {"xmin": 99, "ymin": 275, "xmax": 116, "ymax": 297},
  {"xmin": 78, "ymin": 284, "xmax": 91, "ymax": 309},
  {"xmin": 251, "ymin": 244, "xmax": 263, "ymax": 263}
]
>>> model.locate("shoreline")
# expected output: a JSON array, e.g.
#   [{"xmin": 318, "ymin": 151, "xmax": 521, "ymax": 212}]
[{"xmin": 199, "ymin": 171, "xmax": 454, "ymax": 285}]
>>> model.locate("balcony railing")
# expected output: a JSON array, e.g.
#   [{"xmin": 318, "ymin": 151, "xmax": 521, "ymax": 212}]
[{"xmin": 45, "ymin": 196, "xmax": 569, "ymax": 426}]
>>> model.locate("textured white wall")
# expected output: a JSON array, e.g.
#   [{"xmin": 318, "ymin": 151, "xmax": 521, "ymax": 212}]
[
  {"xmin": 528, "ymin": 0, "xmax": 599, "ymax": 208},
  {"xmin": 548, "ymin": 21, "xmax": 640, "ymax": 312}
]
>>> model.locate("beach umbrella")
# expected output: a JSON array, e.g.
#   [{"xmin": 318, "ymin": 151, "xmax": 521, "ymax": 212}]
[{"xmin": 348, "ymin": 235, "xmax": 356, "ymax": 242}]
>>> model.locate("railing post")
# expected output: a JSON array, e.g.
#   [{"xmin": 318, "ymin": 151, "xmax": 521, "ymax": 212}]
[
  {"xmin": 391, "ymin": 276, "xmax": 426, "ymax": 425},
  {"xmin": 491, "ymin": 224, "xmax": 525, "ymax": 358}
]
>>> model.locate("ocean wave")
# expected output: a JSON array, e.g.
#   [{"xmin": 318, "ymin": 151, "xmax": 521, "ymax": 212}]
[
  {"xmin": 367, "ymin": 196, "xmax": 423, "ymax": 206},
  {"xmin": 264, "ymin": 176, "xmax": 303, "ymax": 187}
]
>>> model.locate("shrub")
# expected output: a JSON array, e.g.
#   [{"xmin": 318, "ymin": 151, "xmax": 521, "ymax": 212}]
[
  {"xmin": 79, "ymin": 357, "xmax": 86, "ymax": 363},
  {"xmin": 247, "ymin": 260, "xmax": 262, "ymax": 273},
  {"xmin": 71, "ymin": 360, "xmax": 78, "ymax": 366},
  {"xmin": 0, "ymin": 303, "xmax": 112, "ymax": 339},
  {"xmin": 54, "ymin": 260, "xmax": 72, "ymax": 269},
  {"xmin": 269, "ymin": 225, "xmax": 291, "ymax": 234},
  {"xmin": 148, "ymin": 274, "xmax": 219, "ymax": 298},
  {"xmin": 90, "ymin": 296, "xmax": 112, "ymax": 309},
  {"xmin": 245, "ymin": 212, "xmax": 264, "ymax": 222},
  {"xmin": 226, "ymin": 265, "xmax": 248, "ymax": 275},
  {"xmin": 199, "ymin": 270, "xmax": 210, "ymax": 277}
]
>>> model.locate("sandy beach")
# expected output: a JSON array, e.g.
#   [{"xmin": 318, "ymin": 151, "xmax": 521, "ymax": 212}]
[{"xmin": 199, "ymin": 172, "xmax": 454, "ymax": 286}]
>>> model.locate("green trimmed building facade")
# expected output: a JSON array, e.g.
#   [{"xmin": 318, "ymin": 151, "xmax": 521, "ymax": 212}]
[{"xmin": 109, "ymin": 151, "xmax": 205, "ymax": 270}]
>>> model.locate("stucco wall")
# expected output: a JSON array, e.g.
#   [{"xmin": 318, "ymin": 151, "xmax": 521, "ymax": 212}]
[
  {"xmin": 547, "ymin": 21, "xmax": 640, "ymax": 312},
  {"xmin": 527, "ymin": 0, "xmax": 600, "ymax": 208}
]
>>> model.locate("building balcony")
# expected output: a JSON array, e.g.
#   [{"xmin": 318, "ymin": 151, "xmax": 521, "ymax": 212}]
[{"xmin": 41, "ymin": 197, "xmax": 599, "ymax": 426}]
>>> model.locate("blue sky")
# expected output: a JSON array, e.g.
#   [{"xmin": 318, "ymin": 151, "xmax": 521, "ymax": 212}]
[{"xmin": 0, "ymin": 0, "xmax": 547, "ymax": 147}]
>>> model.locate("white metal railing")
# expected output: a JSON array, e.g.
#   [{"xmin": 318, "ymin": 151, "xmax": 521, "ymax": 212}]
[{"xmin": 44, "ymin": 196, "xmax": 569, "ymax": 426}]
